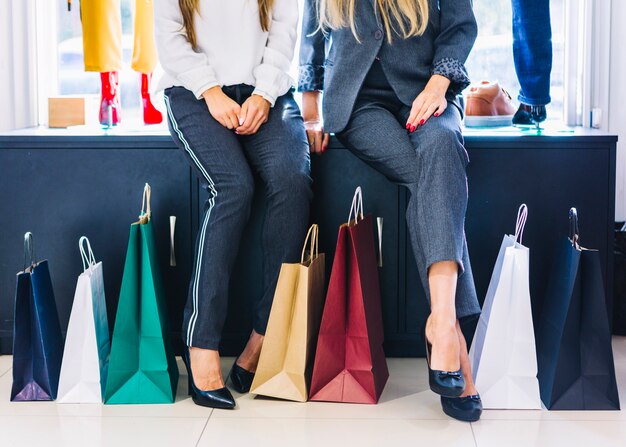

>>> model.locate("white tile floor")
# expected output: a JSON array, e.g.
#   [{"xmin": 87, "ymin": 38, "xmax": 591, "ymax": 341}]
[{"xmin": 1, "ymin": 337, "xmax": 625, "ymax": 447}]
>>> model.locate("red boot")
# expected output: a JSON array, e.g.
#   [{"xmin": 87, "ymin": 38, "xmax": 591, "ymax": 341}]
[
  {"xmin": 99, "ymin": 71, "xmax": 121, "ymax": 127},
  {"xmin": 141, "ymin": 73, "xmax": 163, "ymax": 125}
]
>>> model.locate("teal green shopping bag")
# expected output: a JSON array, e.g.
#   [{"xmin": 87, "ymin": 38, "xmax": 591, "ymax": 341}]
[{"xmin": 104, "ymin": 184, "xmax": 179, "ymax": 404}]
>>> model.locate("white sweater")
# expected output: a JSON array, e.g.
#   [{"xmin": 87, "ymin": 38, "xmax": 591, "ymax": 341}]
[{"xmin": 154, "ymin": 0, "xmax": 298, "ymax": 106}]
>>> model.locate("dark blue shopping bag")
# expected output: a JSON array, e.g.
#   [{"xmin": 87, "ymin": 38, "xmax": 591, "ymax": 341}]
[
  {"xmin": 536, "ymin": 209, "xmax": 620, "ymax": 410},
  {"xmin": 11, "ymin": 233, "xmax": 64, "ymax": 401}
]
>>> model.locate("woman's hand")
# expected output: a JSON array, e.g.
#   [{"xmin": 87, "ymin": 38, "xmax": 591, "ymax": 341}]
[
  {"xmin": 406, "ymin": 74, "xmax": 451, "ymax": 132},
  {"xmin": 303, "ymin": 91, "xmax": 330, "ymax": 154},
  {"xmin": 236, "ymin": 95, "xmax": 270, "ymax": 135},
  {"xmin": 202, "ymin": 86, "xmax": 242, "ymax": 130}
]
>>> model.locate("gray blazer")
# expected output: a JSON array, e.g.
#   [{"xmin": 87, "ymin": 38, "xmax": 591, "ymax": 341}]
[{"xmin": 298, "ymin": 0, "xmax": 478, "ymax": 134}]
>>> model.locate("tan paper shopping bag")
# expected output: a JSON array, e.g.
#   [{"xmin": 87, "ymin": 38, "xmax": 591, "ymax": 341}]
[{"xmin": 250, "ymin": 224, "xmax": 325, "ymax": 402}]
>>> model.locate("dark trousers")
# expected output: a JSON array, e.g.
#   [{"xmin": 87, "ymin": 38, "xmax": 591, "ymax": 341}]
[
  {"xmin": 165, "ymin": 85, "xmax": 312, "ymax": 350},
  {"xmin": 336, "ymin": 60, "xmax": 480, "ymax": 319}
]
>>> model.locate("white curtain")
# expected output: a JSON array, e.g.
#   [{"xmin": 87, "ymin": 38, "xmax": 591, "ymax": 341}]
[{"xmin": 0, "ymin": 0, "xmax": 38, "ymax": 132}]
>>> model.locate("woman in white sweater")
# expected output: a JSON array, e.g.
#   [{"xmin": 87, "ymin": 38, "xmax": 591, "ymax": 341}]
[{"xmin": 155, "ymin": 0, "xmax": 312, "ymax": 409}]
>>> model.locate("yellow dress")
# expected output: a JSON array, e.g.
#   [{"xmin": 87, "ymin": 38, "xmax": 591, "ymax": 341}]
[{"xmin": 80, "ymin": 0, "xmax": 157, "ymax": 73}]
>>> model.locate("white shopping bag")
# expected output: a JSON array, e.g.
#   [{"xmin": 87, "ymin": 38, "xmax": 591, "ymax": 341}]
[
  {"xmin": 469, "ymin": 205, "xmax": 542, "ymax": 409},
  {"xmin": 57, "ymin": 237, "xmax": 110, "ymax": 403}
]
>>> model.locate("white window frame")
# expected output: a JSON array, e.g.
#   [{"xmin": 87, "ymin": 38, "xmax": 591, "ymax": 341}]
[
  {"xmin": 34, "ymin": 0, "xmax": 58, "ymax": 127},
  {"xmin": 564, "ymin": 0, "xmax": 612, "ymax": 129}
]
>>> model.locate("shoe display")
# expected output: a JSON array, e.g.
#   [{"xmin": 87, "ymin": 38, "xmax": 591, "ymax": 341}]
[
  {"xmin": 182, "ymin": 346, "xmax": 236, "ymax": 409},
  {"xmin": 99, "ymin": 71, "xmax": 121, "ymax": 127},
  {"xmin": 512, "ymin": 104, "xmax": 547, "ymax": 128},
  {"xmin": 141, "ymin": 73, "xmax": 163, "ymax": 125},
  {"xmin": 441, "ymin": 395, "xmax": 483, "ymax": 422},
  {"xmin": 229, "ymin": 361, "xmax": 255, "ymax": 394},
  {"xmin": 464, "ymin": 81, "xmax": 516, "ymax": 127}
]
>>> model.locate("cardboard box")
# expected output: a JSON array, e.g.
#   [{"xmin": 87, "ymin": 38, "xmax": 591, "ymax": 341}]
[{"xmin": 48, "ymin": 96, "xmax": 87, "ymax": 128}]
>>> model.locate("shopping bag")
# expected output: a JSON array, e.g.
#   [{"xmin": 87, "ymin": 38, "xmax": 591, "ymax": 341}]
[
  {"xmin": 250, "ymin": 224, "xmax": 326, "ymax": 402},
  {"xmin": 309, "ymin": 187, "xmax": 389, "ymax": 404},
  {"xmin": 104, "ymin": 183, "xmax": 179, "ymax": 404},
  {"xmin": 57, "ymin": 237, "xmax": 111, "ymax": 403},
  {"xmin": 11, "ymin": 232, "xmax": 64, "ymax": 401},
  {"xmin": 613, "ymin": 223, "xmax": 626, "ymax": 335},
  {"xmin": 536, "ymin": 208, "xmax": 620, "ymax": 410},
  {"xmin": 469, "ymin": 204, "xmax": 541, "ymax": 409}
]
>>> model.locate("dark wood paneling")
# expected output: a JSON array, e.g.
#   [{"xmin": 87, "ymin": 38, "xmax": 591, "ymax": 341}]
[
  {"xmin": 0, "ymin": 128, "xmax": 617, "ymax": 357},
  {"xmin": 0, "ymin": 146, "xmax": 193, "ymax": 354}
]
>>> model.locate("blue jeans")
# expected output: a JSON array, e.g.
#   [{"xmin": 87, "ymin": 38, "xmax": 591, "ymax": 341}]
[
  {"xmin": 164, "ymin": 86, "xmax": 312, "ymax": 350},
  {"xmin": 337, "ymin": 60, "xmax": 481, "ymax": 319},
  {"xmin": 512, "ymin": 0, "xmax": 552, "ymax": 106}
]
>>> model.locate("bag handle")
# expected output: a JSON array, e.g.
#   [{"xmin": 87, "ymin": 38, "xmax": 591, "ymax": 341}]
[
  {"xmin": 569, "ymin": 207, "xmax": 580, "ymax": 248},
  {"xmin": 514, "ymin": 204, "xmax": 528, "ymax": 245},
  {"xmin": 23, "ymin": 232, "xmax": 35, "ymax": 270},
  {"xmin": 347, "ymin": 186, "xmax": 364, "ymax": 224},
  {"xmin": 79, "ymin": 236, "xmax": 97, "ymax": 271},
  {"xmin": 300, "ymin": 224, "xmax": 319, "ymax": 264},
  {"xmin": 137, "ymin": 183, "xmax": 152, "ymax": 224}
]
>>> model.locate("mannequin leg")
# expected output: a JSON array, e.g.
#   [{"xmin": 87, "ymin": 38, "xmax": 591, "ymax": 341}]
[
  {"xmin": 141, "ymin": 73, "xmax": 163, "ymax": 124},
  {"xmin": 132, "ymin": 0, "xmax": 162, "ymax": 124},
  {"xmin": 80, "ymin": 0, "xmax": 123, "ymax": 126},
  {"xmin": 100, "ymin": 71, "xmax": 121, "ymax": 126}
]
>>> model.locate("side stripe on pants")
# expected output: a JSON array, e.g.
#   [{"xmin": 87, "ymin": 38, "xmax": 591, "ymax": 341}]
[{"xmin": 164, "ymin": 94, "xmax": 217, "ymax": 347}]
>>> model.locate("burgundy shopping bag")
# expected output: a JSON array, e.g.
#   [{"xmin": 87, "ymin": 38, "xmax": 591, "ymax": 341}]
[{"xmin": 309, "ymin": 187, "xmax": 389, "ymax": 404}]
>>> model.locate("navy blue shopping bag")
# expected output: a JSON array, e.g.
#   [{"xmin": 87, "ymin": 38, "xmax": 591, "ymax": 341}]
[
  {"xmin": 536, "ymin": 209, "xmax": 620, "ymax": 410},
  {"xmin": 11, "ymin": 233, "xmax": 64, "ymax": 401}
]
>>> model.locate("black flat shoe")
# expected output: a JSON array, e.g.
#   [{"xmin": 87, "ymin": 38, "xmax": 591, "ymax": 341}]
[
  {"xmin": 425, "ymin": 336, "xmax": 465, "ymax": 398},
  {"xmin": 229, "ymin": 360, "xmax": 255, "ymax": 394},
  {"xmin": 441, "ymin": 394, "xmax": 483, "ymax": 422},
  {"xmin": 182, "ymin": 346, "xmax": 236, "ymax": 409},
  {"xmin": 512, "ymin": 104, "xmax": 547, "ymax": 128}
]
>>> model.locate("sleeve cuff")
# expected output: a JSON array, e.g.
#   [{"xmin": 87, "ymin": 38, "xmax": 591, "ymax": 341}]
[
  {"xmin": 252, "ymin": 87, "xmax": 278, "ymax": 107},
  {"xmin": 192, "ymin": 80, "xmax": 220, "ymax": 100},
  {"xmin": 297, "ymin": 65, "xmax": 325, "ymax": 92},
  {"xmin": 175, "ymin": 65, "xmax": 220, "ymax": 100},
  {"xmin": 431, "ymin": 58, "xmax": 471, "ymax": 96},
  {"xmin": 253, "ymin": 65, "xmax": 294, "ymax": 107}
]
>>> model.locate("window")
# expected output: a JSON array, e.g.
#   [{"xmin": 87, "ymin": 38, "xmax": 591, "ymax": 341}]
[
  {"xmin": 43, "ymin": 0, "xmax": 566, "ymax": 127},
  {"xmin": 55, "ymin": 0, "xmax": 163, "ymax": 127},
  {"xmin": 465, "ymin": 0, "xmax": 565, "ymax": 121}
]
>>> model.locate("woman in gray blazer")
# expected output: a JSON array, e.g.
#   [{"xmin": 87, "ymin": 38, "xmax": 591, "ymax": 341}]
[{"xmin": 299, "ymin": 0, "xmax": 482, "ymax": 422}]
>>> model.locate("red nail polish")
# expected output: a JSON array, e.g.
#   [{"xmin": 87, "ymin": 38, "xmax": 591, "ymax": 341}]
[
  {"xmin": 420, "ymin": 119, "xmax": 425, "ymax": 125},
  {"xmin": 322, "ymin": 146, "xmax": 327, "ymax": 152},
  {"xmin": 405, "ymin": 123, "xmax": 410, "ymax": 130},
  {"xmin": 434, "ymin": 113, "xmax": 439, "ymax": 117},
  {"xmin": 410, "ymin": 125, "xmax": 416, "ymax": 132}
]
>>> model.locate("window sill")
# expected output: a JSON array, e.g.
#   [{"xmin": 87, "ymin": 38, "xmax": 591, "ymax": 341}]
[{"xmin": 0, "ymin": 124, "xmax": 618, "ymax": 150}]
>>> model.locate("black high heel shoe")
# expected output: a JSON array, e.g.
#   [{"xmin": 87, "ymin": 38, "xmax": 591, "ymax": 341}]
[
  {"xmin": 182, "ymin": 346, "xmax": 236, "ymax": 409},
  {"xmin": 229, "ymin": 360, "xmax": 255, "ymax": 394},
  {"xmin": 425, "ymin": 336, "xmax": 465, "ymax": 398},
  {"xmin": 441, "ymin": 394, "xmax": 483, "ymax": 422},
  {"xmin": 512, "ymin": 104, "xmax": 547, "ymax": 128}
]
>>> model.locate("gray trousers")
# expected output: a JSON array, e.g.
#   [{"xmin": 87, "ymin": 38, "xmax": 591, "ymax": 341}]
[
  {"xmin": 165, "ymin": 85, "xmax": 312, "ymax": 350},
  {"xmin": 336, "ymin": 60, "xmax": 481, "ymax": 319}
]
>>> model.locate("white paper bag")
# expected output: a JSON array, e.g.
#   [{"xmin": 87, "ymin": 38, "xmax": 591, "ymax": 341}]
[
  {"xmin": 469, "ymin": 205, "xmax": 542, "ymax": 409},
  {"xmin": 57, "ymin": 237, "xmax": 110, "ymax": 403}
]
